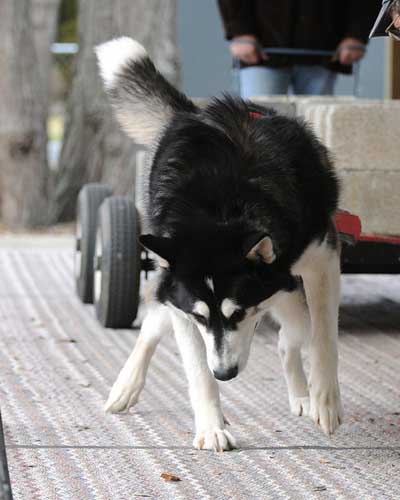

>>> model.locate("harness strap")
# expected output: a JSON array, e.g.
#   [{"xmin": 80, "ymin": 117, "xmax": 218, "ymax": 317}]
[{"xmin": 249, "ymin": 111, "xmax": 264, "ymax": 119}]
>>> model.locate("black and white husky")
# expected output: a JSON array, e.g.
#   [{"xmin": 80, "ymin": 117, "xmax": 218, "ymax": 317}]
[{"xmin": 96, "ymin": 38, "xmax": 343, "ymax": 451}]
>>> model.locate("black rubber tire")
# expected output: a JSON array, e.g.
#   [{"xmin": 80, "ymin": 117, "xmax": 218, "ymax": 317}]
[
  {"xmin": 75, "ymin": 183, "xmax": 113, "ymax": 303},
  {"xmin": 94, "ymin": 196, "xmax": 141, "ymax": 328}
]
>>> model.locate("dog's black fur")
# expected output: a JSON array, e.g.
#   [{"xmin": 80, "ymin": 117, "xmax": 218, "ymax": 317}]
[{"xmin": 141, "ymin": 97, "xmax": 339, "ymax": 322}]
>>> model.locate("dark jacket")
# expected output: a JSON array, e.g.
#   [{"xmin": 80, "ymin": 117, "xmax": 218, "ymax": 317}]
[{"xmin": 218, "ymin": 0, "xmax": 379, "ymax": 74}]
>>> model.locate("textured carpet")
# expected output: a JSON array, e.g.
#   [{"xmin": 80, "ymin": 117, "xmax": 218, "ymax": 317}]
[{"xmin": 0, "ymin": 241, "xmax": 399, "ymax": 499}]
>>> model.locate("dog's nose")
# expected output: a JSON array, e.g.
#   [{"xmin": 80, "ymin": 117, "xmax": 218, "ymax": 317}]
[{"xmin": 213, "ymin": 365, "xmax": 238, "ymax": 381}]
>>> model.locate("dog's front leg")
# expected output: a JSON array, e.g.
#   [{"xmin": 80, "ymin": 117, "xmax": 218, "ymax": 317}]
[
  {"xmin": 170, "ymin": 311, "xmax": 237, "ymax": 451},
  {"xmin": 105, "ymin": 302, "xmax": 171, "ymax": 413},
  {"xmin": 293, "ymin": 239, "xmax": 343, "ymax": 435}
]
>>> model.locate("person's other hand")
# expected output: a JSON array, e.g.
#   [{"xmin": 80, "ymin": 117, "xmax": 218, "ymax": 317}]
[
  {"xmin": 230, "ymin": 35, "xmax": 267, "ymax": 64},
  {"xmin": 336, "ymin": 37, "xmax": 366, "ymax": 65}
]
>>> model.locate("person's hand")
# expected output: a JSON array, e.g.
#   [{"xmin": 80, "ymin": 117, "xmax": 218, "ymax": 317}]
[
  {"xmin": 229, "ymin": 35, "xmax": 267, "ymax": 64},
  {"xmin": 335, "ymin": 37, "xmax": 366, "ymax": 65}
]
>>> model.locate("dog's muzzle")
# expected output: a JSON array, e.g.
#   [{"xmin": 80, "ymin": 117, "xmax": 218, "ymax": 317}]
[{"xmin": 213, "ymin": 365, "xmax": 239, "ymax": 381}]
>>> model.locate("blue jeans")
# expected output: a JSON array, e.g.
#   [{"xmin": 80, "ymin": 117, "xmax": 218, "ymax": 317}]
[{"xmin": 239, "ymin": 65, "xmax": 337, "ymax": 98}]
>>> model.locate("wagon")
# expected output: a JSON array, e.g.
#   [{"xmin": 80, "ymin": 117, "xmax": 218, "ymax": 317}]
[{"xmin": 73, "ymin": 182, "xmax": 400, "ymax": 329}]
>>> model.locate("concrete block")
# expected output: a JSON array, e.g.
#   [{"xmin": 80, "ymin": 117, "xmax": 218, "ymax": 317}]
[
  {"xmin": 296, "ymin": 100, "xmax": 400, "ymax": 172},
  {"xmin": 298, "ymin": 103, "xmax": 329, "ymax": 143},
  {"xmin": 294, "ymin": 95, "xmax": 356, "ymax": 118},
  {"xmin": 250, "ymin": 96, "xmax": 297, "ymax": 117},
  {"xmin": 324, "ymin": 101, "xmax": 400, "ymax": 171},
  {"xmin": 339, "ymin": 170, "xmax": 400, "ymax": 235},
  {"xmin": 297, "ymin": 99, "xmax": 379, "ymax": 140}
]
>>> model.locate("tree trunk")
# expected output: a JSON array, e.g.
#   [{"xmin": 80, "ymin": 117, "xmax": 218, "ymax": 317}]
[
  {"xmin": 0, "ymin": 0, "xmax": 49, "ymax": 228},
  {"xmin": 51, "ymin": 0, "xmax": 180, "ymax": 222},
  {"xmin": 31, "ymin": 0, "xmax": 61, "ymax": 105}
]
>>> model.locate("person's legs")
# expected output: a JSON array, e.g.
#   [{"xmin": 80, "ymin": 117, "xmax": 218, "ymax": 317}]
[
  {"xmin": 239, "ymin": 66, "xmax": 291, "ymax": 98},
  {"xmin": 292, "ymin": 65, "xmax": 337, "ymax": 96}
]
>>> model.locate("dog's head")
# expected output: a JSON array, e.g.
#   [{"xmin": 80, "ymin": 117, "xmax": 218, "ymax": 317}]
[{"xmin": 142, "ymin": 230, "xmax": 297, "ymax": 380}]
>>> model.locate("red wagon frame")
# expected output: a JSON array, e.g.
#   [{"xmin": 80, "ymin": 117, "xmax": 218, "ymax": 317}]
[{"xmin": 335, "ymin": 211, "xmax": 400, "ymax": 274}]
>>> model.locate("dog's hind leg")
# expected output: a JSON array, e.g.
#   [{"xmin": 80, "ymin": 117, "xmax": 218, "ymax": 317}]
[
  {"xmin": 170, "ymin": 310, "xmax": 237, "ymax": 451},
  {"xmin": 271, "ymin": 289, "xmax": 311, "ymax": 418},
  {"xmin": 292, "ymin": 236, "xmax": 343, "ymax": 435},
  {"xmin": 105, "ymin": 302, "xmax": 171, "ymax": 413}
]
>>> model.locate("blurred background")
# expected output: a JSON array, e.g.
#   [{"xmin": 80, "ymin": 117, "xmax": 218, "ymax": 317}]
[{"xmin": 0, "ymin": 0, "xmax": 397, "ymax": 231}]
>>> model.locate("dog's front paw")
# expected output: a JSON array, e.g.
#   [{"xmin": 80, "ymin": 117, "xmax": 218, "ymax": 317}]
[
  {"xmin": 309, "ymin": 381, "xmax": 343, "ymax": 435},
  {"xmin": 104, "ymin": 379, "xmax": 142, "ymax": 413},
  {"xmin": 289, "ymin": 396, "xmax": 310, "ymax": 417},
  {"xmin": 193, "ymin": 428, "xmax": 237, "ymax": 452}
]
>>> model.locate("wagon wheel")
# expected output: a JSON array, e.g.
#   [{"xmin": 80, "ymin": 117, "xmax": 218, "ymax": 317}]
[
  {"xmin": 94, "ymin": 196, "xmax": 141, "ymax": 328},
  {"xmin": 75, "ymin": 183, "xmax": 113, "ymax": 303}
]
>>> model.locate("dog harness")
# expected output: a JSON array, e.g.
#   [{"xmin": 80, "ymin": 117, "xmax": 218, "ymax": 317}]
[{"xmin": 249, "ymin": 111, "xmax": 264, "ymax": 119}]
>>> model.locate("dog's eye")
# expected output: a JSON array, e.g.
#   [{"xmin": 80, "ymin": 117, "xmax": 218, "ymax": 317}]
[
  {"xmin": 192, "ymin": 313, "xmax": 208, "ymax": 326},
  {"xmin": 230, "ymin": 309, "xmax": 246, "ymax": 323}
]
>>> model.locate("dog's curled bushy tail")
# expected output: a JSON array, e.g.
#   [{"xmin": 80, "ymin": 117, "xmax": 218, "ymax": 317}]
[{"xmin": 95, "ymin": 37, "xmax": 196, "ymax": 146}]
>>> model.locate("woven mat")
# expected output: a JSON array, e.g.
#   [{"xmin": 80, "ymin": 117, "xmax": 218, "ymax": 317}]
[{"xmin": 0, "ymin": 245, "xmax": 399, "ymax": 499}]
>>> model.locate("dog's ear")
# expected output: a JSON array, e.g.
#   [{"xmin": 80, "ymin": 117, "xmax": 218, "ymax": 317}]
[
  {"xmin": 95, "ymin": 37, "xmax": 197, "ymax": 146},
  {"xmin": 139, "ymin": 234, "xmax": 175, "ymax": 268},
  {"xmin": 244, "ymin": 233, "xmax": 276, "ymax": 264}
]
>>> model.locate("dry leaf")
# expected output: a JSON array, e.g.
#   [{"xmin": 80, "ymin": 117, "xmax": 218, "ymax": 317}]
[{"xmin": 160, "ymin": 473, "xmax": 181, "ymax": 482}]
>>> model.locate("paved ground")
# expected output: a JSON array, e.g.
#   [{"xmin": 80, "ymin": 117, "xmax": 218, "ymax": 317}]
[{"xmin": 0, "ymin": 236, "xmax": 399, "ymax": 500}]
